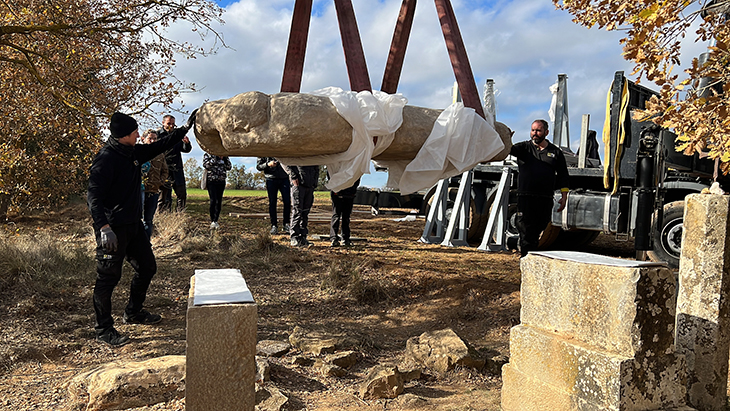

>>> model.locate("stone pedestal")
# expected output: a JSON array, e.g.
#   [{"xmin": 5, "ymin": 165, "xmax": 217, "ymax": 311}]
[
  {"xmin": 501, "ymin": 251, "xmax": 692, "ymax": 411},
  {"xmin": 186, "ymin": 269, "xmax": 257, "ymax": 411},
  {"xmin": 675, "ymin": 194, "xmax": 730, "ymax": 411}
]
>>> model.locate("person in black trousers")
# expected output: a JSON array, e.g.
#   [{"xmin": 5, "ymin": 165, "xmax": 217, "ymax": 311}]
[
  {"xmin": 203, "ymin": 153, "xmax": 232, "ymax": 229},
  {"xmin": 157, "ymin": 114, "xmax": 192, "ymax": 212},
  {"xmin": 510, "ymin": 119, "xmax": 569, "ymax": 257},
  {"xmin": 256, "ymin": 157, "xmax": 291, "ymax": 235},
  {"xmin": 87, "ymin": 110, "xmax": 196, "ymax": 347},
  {"xmin": 330, "ymin": 178, "xmax": 360, "ymax": 247},
  {"xmin": 281, "ymin": 164, "xmax": 319, "ymax": 247}
]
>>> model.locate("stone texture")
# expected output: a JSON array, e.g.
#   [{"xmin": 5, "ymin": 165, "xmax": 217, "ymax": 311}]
[
  {"xmin": 359, "ymin": 365, "xmax": 405, "ymax": 400},
  {"xmin": 502, "ymin": 252, "xmax": 693, "ymax": 411},
  {"xmin": 194, "ymin": 91, "xmax": 513, "ymax": 161},
  {"xmin": 675, "ymin": 194, "xmax": 730, "ymax": 411},
  {"xmin": 519, "ymin": 253, "xmax": 678, "ymax": 357},
  {"xmin": 288, "ymin": 325, "xmax": 355, "ymax": 355},
  {"xmin": 64, "ymin": 355, "xmax": 185, "ymax": 411},
  {"xmin": 255, "ymin": 385, "xmax": 288, "ymax": 411},
  {"xmin": 186, "ymin": 275, "xmax": 257, "ymax": 411},
  {"xmin": 256, "ymin": 358, "xmax": 270, "ymax": 383},
  {"xmin": 325, "ymin": 350, "xmax": 359, "ymax": 369},
  {"xmin": 404, "ymin": 328, "xmax": 485, "ymax": 375},
  {"xmin": 256, "ymin": 340, "xmax": 291, "ymax": 357}
]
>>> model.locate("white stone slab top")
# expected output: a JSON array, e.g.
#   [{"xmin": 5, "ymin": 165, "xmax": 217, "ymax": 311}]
[
  {"xmin": 530, "ymin": 251, "xmax": 667, "ymax": 268},
  {"xmin": 193, "ymin": 269, "xmax": 255, "ymax": 306}
]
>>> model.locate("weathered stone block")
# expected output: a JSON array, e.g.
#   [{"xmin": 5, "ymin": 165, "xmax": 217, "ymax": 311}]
[
  {"xmin": 520, "ymin": 252, "xmax": 677, "ymax": 357},
  {"xmin": 186, "ymin": 271, "xmax": 257, "ymax": 411},
  {"xmin": 193, "ymin": 91, "xmax": 513, "ymax": 161},
  {"xmin": 507, "ymin": 325, "xmax": 687, "ymax": 410},
  {"xmin": 675, "ymin": 194, "xmax": 730, "ymax": 411}
]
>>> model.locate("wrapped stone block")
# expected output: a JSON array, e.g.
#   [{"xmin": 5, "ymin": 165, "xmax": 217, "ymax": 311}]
[
  {"xmin": 186, "ymin": 271, "xmax": 257, "ymax": 411},
  {"xmin": 675, "ymin": 194, "xmax": 730, "ymax": 411},
  {"xmin": 193, "ymin": 91, "xmax": 513, "ymax": 161},
  {"xmin": 519, "ymin": 252, "xmax": 677, "ymax": 357}
]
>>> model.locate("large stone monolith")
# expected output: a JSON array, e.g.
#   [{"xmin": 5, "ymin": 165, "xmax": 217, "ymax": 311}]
[{"xmin": 675, "ymin": 194, "xmax": 730, "ymax": 411}]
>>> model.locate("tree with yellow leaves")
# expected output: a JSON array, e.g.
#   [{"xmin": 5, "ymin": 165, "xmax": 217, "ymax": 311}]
[
  {"xmin": 0, "ymin": 0, "xmax": 224, "ymax": 217},
  {"xmin": 554, "ymin": 0, "xmax": 730, "ymax": 173}
]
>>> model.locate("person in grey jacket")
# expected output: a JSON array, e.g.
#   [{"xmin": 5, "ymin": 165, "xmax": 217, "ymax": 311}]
[
  {"xmin": 256, "ymin": 157, "xmax": 291, "ymax": 235},
  {"xmin": 281, "ymin": 164, "xmax": 319, "ymax": 247}
]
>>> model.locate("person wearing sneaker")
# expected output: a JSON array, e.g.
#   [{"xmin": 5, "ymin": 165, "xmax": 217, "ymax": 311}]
[
  {"xmin": 203, "ymin": 153, "xmax": 232, "ymax": 230},
  {"xmin": 281, "ymin": 163, "xmax": 319, "ymax": 247},
  {"xmin": 256, "ymin": 157, "xmax": 291, "ymax": 236},
  {"xmin": 87, "ymin": 110, "xmax": 197, "ymax": 347},
  {"xmin": 329, "ymin": 176, "xmax": 360, "ymax": 247}
]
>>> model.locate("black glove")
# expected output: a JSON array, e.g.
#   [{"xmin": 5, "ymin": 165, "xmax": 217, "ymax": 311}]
[
  {"xmin": 100, "ymin": 226, "xmax": 118, "ymax": 253},
  {"xmin": 184, "ymin": 108, "xmax": 198, "ymax": 131}
]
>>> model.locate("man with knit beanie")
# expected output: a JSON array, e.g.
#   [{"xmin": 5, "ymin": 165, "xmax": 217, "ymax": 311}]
[{"xmin": 87, "ymin": 110, "xmax": 197, "ymax": 347}]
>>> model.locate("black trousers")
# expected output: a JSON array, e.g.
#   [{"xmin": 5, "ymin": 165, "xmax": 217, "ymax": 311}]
[
  {"xmin": 266, "ymin": 178, "xmax": 291, "ymax": 227},
  {"xmin": 207, "ymin": 181, "xmax": 226, "ymax": 222},
  {"xmin": 516, "ymin": 195, "xmax": 554, "ymax": 257},
  {"xmin": 158, "ymin": 182, "xmax": 187, "ymax": 212},
  {"xmin": 330, "ymin": 193, "xmax": 355, "ymax": 241},
  {"xmin": 290, "ymin": 184, "xmax": 314, "ymax": 240},
  {"xmin": 93, "ymin": 221, "xmax": 157, "ymax": 335}
]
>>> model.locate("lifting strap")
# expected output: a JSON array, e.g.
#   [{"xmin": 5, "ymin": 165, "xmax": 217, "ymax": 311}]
[{"xmin": 602, "ymin": 79, "xmax": 630, "ymax": 194}]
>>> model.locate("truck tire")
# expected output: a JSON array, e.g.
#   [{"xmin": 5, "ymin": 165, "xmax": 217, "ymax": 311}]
[{"xmin": 647, "ymin": 201, "xmax": 684, "ymax": 269}]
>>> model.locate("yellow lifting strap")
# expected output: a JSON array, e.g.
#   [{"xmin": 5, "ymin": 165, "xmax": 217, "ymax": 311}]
[{"xmin": 601, "ymin": 79, "xmax": 630, "ymax": 194}]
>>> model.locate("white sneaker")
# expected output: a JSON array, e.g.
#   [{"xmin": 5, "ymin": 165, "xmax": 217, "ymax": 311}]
[
  {"xmin": 210, "ymin": 222, "xmax": 220, "ymax": 229},
  {"xmin": 270, "ymin": 225, "xmax": 278, "ymax": 235}
]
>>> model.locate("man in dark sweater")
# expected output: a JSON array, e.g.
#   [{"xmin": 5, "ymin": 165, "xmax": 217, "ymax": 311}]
[
  {"xmin": 256, "ymin": 157, "xmax": 291, "ymax": 235},
  {"xmin": 87, "ymin": 110, "xmax": 196, "ymax": 346},
  {"xmin": 510, "ymin": 119, "xmax": 569, "ymax": 257}
]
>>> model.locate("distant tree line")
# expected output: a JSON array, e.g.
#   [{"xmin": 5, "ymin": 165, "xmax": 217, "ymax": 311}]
[{"xmin": 184, "ymin": 158, "xmax": 265, "ymax": 190}]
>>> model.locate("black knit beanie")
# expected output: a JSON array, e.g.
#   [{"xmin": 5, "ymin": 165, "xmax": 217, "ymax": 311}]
[{"xmin": 109, "ymin": 112, "xmax": 138, "ymax": 139}]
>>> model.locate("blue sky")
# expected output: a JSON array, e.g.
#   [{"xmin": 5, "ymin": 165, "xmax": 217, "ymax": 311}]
[{"xmin": 161, "ymin": 0, "xmax": 710, "ymax": 188}]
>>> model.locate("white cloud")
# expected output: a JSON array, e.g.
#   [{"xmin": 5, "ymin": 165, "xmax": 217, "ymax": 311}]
[{"xmin": 163, "ymin": 0, "xmax": 708, "ymax": 188}]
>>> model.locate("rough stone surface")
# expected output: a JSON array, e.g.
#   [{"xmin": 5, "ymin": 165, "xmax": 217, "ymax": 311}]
[
  {"xmin": 502, "ymin": 252, "xmax": 693, "ymax": 411},
  {"xmin": 255, "ymin": 385, "xmax": 288, "ymax": 411},
  {"xmin": 359, "ymin": 365, "xmax": 405, "ymax": 400},
  {"xmin": 404, "ymin": 328, "xmax": 485, "ymax": 375},
  {"xmin": 256, "ymin": 358, "xmax": 270, "ymax": 383},
  {"xmin": 325, "ymin": 350, "xmax": 359, "ymax": 369},
  {"xmin": 288, "ymin": 325, "xmax": 354, "ymax": 356},
  {"xmin": 675, "ymin": 194, "xmax": 730, "ymax": 411},
  {"xmin": 519, "ymin": 253, "xmax": 677, "ymax": 357},
  {"xmin": 187, "ymin": 275, "xmax": 257, "ymax": 411},
  {"xmin": 64, "ymin": 355, "xmax": 185, "ymax": 411},
  {"xmin": 256, "ymin": 340, "xmax": 291, "ymax": 357},
  {"xmin": 194, "ymin": 91, "xmax": 513, "ymax": 161}
]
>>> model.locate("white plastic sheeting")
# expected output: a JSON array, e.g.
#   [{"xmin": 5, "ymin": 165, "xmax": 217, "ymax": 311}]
[{"xmin": 280, "ymin": 87, "xmax": 504, "ymax": 194}]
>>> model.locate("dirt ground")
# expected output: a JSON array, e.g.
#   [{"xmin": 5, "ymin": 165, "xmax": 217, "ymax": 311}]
[{"xmin": 0, "ymin": 193, "xmax": 635, "ymax": 410}]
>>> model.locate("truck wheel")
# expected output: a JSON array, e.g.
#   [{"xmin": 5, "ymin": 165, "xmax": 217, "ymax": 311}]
[{"xmin": 647, "ymin": 201, "xmax": 684, "ymax": 269}]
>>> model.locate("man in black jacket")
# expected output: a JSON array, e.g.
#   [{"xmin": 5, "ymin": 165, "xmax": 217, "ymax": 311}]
[
  {"xmin": 256, "ymin": 157, "xmax": 291, "ymax": 235},
  {"xmin": 510, "ymin": 119, "xmax": 569, "ymax": 257},
  {"xmin": 281, "ymin": 164, "xmax": 319, "ymax": 247},
  {"xmin": 87, "ymin": 110, "xmax": 196, "ymax": 346},
  {"xmin": 157, "ymin": 114, "xmax": 192, "ymax": 212}
]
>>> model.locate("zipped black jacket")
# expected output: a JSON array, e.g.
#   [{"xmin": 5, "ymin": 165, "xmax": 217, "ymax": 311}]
[
  {"xmin": 256, "ymin": 157, "xmax": 289, "ymax": 180},
  {"xmin": 87, "ymin": 127, "xmax": 189, "ymax": 229}
]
